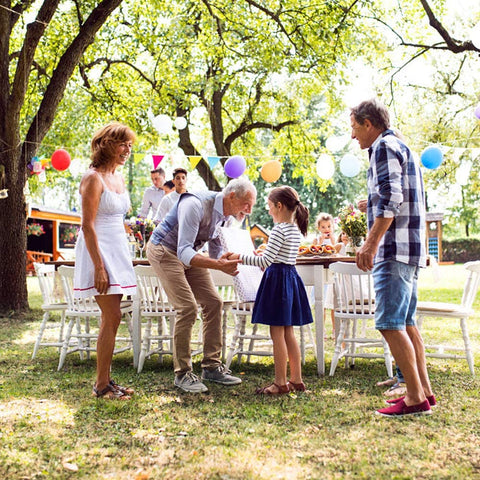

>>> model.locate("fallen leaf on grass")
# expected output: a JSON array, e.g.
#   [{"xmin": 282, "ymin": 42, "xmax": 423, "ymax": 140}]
[
  {"xmin": 135, "ymin": 468, "xmax": 150, "ymax": 479},
  {"xmin": 62, "ymin": 461, "xmax": 78, "ymax": 472}
]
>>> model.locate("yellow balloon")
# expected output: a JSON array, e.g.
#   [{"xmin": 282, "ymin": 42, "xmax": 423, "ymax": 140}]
[{"xmin": 260, "ymin": 160, "xmax": 282, "ymax": 183}]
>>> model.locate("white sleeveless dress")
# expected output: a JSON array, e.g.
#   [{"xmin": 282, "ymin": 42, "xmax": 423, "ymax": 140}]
[{"xmin": 73, "ymin": 174, "xmax": 137, "ymax": 298}]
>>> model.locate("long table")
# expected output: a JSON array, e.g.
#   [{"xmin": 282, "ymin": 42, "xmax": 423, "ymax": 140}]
[{"xmin": 50, "ymin": 255, "xmax": 355, "ymax": 375}]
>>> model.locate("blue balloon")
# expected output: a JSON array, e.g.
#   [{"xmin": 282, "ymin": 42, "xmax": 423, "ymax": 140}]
[
  {"xmin": 224, "ymin": 155, "xmax": 246, "ymax": 178},
  {"xmin": 421, "ymin": 146, "xmax": 443, "ymax": 169},
  {"xmin": 340, "ymin": 154, "xmax": 361, "ymax": 177}
]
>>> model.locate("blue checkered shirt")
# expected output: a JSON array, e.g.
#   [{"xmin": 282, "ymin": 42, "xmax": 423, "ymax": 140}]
[{"xmin": 367, "ymin": 129, "xmax": 426, "ymax": 267}]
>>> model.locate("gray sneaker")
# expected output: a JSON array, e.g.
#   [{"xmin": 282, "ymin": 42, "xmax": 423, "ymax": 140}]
[
  {"xmin": 174, "ymin": 372, "xmax": 208, "ymax": 393},
  {"xmin": 201, "ymin": 364, "xmax": 242, "ymax": 385}
]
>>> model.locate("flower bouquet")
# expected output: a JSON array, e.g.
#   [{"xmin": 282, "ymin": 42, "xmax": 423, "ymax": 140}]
[
  {"xmin": 125, "ymin": 217, "xmax": 155, "ymax": 257},
  {"xmin": 26, "ymin": 222, "xmax": 45, "ymax": 236},
  {"xmin": 60, "ymin": 224, "xmax": 80, "ymax": 244},
  {"xmin": 336, "ymin": 204, "xmax": 367, "ymax": 254}
]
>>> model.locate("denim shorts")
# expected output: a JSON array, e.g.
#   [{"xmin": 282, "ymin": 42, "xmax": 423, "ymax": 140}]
[{"xmin": 372, "ymin": 260, "xmax": 419, "ymax": 331}]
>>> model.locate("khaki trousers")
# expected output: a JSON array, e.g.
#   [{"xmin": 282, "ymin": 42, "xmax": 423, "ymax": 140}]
[{"xmin": 146, "ymin": 242, "xmax": 223, "ymax": 374}]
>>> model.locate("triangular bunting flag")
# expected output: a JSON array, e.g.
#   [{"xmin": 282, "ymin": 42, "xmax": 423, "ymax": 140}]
[
  {"xmin": 133, "ymin": 153, "xmax": 145, "ymax": 164},
  {"xmin": 152, "ymin": 154, "xmax": 165, "ymax": 169},
  {"xmin": 188, "ymin": 156, "xmax": 202, "ymax": 169},
  {"xmin": 207, "ymin": 156, "xmax": 221, "ymax": 169}
]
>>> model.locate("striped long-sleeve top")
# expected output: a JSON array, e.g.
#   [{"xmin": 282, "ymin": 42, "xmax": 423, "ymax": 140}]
[{"xmin": 240, "ymin": 223, "xmax": 301, "ymax": 268}]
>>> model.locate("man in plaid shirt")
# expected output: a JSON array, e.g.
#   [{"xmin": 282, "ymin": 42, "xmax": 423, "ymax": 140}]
[{"xmin": 351, "ymin": 98, "xmax": 435, "ymax": 417}]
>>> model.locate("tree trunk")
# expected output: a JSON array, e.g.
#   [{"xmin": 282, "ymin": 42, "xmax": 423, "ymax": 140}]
[
  {"xmin": 0, "ymin": 148, "xmax": 28, "ymax": 313},
  {"xmin": 0, "ymin": 0, "xmax": 124, "ymax": 314}
]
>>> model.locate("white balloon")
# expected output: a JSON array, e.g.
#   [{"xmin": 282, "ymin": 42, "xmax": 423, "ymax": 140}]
[
  {"xmin": 316, "ymin": 153, "xmax": 335, "ymax": 180},
  {"xmin": 152, "ymin": 114, "xmax": 173, "ymax": 134},
  {"xmin": 174, "ymin": 117, "xmax": 188, "ymax": 130},
  {"xmin": 326, "ymin": 135, "xmax": 350, "ymax": 152},
  {"xmin": 455, "ymin": 161, "xmax": 472, "ymax": 186},
  {"xmin": 340, "ymin": 154, "xmax": 361, "ymax": 177}
]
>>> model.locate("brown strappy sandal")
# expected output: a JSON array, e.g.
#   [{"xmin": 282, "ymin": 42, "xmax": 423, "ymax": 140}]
[
  {"xmin": 92, "ymin": 384, "xmax": 131, "ymax": 400},
  {"xmin": 255, "ymin": 383, "xmax": 290, "ymax": 395},
  {"xmin": 287, "ymin": 380, "xmax": 306, "ymax": 392},
  {"xmin": 109, "ymin": 379, "xmax": 134, "ymax": 396}
]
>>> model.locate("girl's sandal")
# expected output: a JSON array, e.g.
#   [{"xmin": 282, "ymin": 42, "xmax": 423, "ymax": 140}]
[
  {"xmin": 255, "ymin": 383, "xmax": 290, "ymax": 395},
  {"xmin": 92, "ymin": 384, "xmax": 131, "ymax": 400},
  {"xmin": 109, "ymin": 379, "xmax": 134, "ymax": 396},
  {"xmin": 287, "ymin": 380, "xmax": 306, "ymax": 392}
]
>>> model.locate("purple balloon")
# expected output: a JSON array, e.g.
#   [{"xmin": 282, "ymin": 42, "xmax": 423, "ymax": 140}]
[
  {"xmin": 475, "ymin": 104, "xmax": 480, "ymax": 120},
  {"xmin": 224, "ymin": 155, "xmax": 246, "ymax": 178}
]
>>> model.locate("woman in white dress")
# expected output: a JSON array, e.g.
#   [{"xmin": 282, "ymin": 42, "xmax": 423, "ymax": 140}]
[{"xmin": 74, "ymin": 122, "xmax": 137, "ymax": 400}]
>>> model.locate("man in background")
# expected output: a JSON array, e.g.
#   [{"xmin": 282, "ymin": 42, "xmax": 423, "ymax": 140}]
[
  {"xmin": 139, "ymin": 168, "xmax": 165, "ymax": 218},
  {"xmin": 154, "ymin": 167, "xmax": 188, "ymax": 223}
]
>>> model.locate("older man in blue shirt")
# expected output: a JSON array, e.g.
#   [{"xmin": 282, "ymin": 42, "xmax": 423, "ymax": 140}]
[
  {"xmin": 351, "ymin": 98, "xmax": 435, "ymax": 417},
  {"xmin": 147, "ymin": 178, "xmax": 257, "ymax": 393}
]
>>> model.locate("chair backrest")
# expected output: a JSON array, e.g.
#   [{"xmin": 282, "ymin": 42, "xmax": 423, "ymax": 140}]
[
  {"xmin": 134, "ymin": 265, "xmax": 173, "ymax": 314},
  {"xmin": 34, "ymin": 262, "xmax": 63, "ymax": 306},
  {"xmin": 461, "ymin": 261, "xmax": 480, "ymax": 310},
  {"xmin": 329, "ymin": 261, "xmax": 375, "ymax": 316},
  {"xmin": 209, "ymin": 268, "xmax": 237, "ymax": 303},
  {"xmin": 57, "ymin": 265, "xmax": 99, "ymax": 314}
]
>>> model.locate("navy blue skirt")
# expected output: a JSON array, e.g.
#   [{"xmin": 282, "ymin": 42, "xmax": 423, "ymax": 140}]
[{"xmin": 251, "ymin": 263, "xmax": 313, "ymax": 327}]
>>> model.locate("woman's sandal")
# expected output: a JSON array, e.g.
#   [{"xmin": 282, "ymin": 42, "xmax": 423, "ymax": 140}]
[
  {"xmin": 255, "ymin": 383, "xmax": 290, "ymax": 395},
  {"xmin": 287, "ymin": 380, "xmax": 306, "ymax": 392},
  {"xmin": 92, "ymin": 384, "xmax": 131, "ymax": 400},
  {"xmin": 109, "ymin": 379, "xmax": 134, "ymax": 396}
]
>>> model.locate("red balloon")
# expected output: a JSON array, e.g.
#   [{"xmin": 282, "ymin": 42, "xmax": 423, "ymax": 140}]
[{"xmin": 51, "ymin": 149, "xmax": 71, "ymax": 171}]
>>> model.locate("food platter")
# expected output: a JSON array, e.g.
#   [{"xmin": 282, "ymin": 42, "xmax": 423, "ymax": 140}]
[{"xmin": 297, "ymin": 244, "xmax": 337, "ymax": 257}]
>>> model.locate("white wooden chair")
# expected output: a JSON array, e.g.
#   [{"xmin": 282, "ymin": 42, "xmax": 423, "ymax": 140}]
[
  {"xmin": 57, "ymin": 266, "xmax": 133, "ymax": 371},
  {"xmin": 133, "ymin": 265, "xmax": 176, "ymax": 373},
  {"xmin": 329, "ymin": 262, "xmax": 393, "ymax": 377},
  {"xmin": 416, "ymin": 260, "xmax": 480, "ymax": 375},
  {"xmin": 31, "ymin": 262, "xmax": 68, "ymax": 359}
]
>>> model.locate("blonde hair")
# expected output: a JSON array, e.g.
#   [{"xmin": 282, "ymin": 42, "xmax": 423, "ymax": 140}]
[
  {"xmin": 90, "ymin": 122, "xmax": 136, "ymax": 168},
  {"xmin": 315, "ymin": 212, "xmax": 334, "ymax": 230}
]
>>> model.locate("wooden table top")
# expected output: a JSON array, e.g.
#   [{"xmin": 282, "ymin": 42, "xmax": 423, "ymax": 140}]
[{"xmin": 49, "ymin": 255, "xmax": 356, "ymax": 269}]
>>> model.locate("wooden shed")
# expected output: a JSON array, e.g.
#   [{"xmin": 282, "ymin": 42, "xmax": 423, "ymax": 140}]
[
  {"xmin": 425, "ymin": 212, "xmax": 444, "ymax": 262},
  {"xmin": 26, "ymin": 204, "xmax": 81, "ymax": 272},
  {"xmin": 250, "ymin": 223, "xmax": 270, "ymax": 248}
]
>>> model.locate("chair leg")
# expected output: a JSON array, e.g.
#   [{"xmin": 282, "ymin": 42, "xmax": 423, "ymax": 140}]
[
  {"xmin": 299, "ymin": 325, "xmax": 306, "ymax": 365},
  {"xmin": 460, "ymin": 317, "xmax": 475, "ymax": 375},
  {"xmin": 221, "ymin": 308, "xmax": 229, "ymax": 362},
  {"xmin": 237, "ymin": 316, "xmax": 247, "ymax": 365},
  {"xmin": 329, "ymin": 319, "xmax": 348, "ymax": 376},
  {"xmin": 138, "ymin": 319, "xmax": 151, "ymax": 373},
  {"xmin": 246, "ymin": 323, "xmax": 259, "ymax": 363},
  {"xmin": 225, "ymin": 314, "xmax": 245, "ymax": 369},
  {"xmin": 58, "ymin": 318, "xmax": 76, "ymax": 371},
  {"xmin": 32, "ymin": 311, "xmax": 50, "ymax": 359},
  {"xmin": 75, "ymin": 318, "xmax": 84, "ymax": 361},
  {"xmin": 58, "ymin": 311, "xmax": 67, "ymax": 354},
  {"xmin": 382, "ymin": 339, "xmax": 394, "ymax": 378}
]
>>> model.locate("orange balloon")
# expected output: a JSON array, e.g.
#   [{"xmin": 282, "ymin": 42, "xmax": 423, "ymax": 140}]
[{"xmin": 260, "ymin": 160, "xmax": 282, "ymax": 183}]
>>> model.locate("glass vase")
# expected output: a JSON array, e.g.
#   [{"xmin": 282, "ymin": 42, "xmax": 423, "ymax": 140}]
[{"xmin": 345, "ymin": 236, "xmax": 363, "ymax": 256}]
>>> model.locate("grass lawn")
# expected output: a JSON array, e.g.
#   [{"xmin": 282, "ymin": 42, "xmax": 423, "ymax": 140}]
[{"xmin": 1, "ymin": 264, "xmax": 479, "ymax": 479}]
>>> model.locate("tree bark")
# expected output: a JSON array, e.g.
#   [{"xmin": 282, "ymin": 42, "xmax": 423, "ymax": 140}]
[{"xmin": 0, "ymin": 0, "xmax": 124, "ymax": 314}]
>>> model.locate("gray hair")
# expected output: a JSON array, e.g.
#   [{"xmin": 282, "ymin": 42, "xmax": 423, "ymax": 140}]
[
  {"xmin": 351, "ymin": 98, "xmax": 390, "ymax": 131},
  {"xmin": 223, "ymin": 178, "xmax": 256, "ymax": 198}
]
